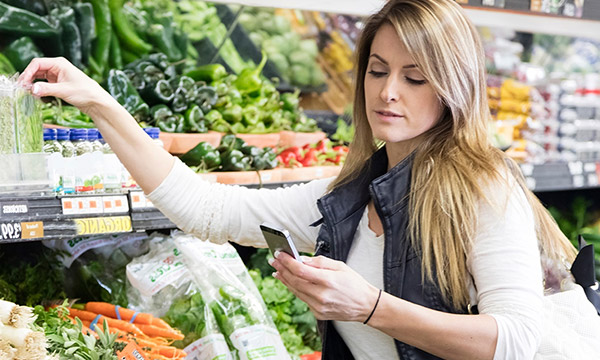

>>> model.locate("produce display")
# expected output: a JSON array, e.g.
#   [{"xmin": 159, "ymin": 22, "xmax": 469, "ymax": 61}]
[
  {"xmin": 239, "ymin": 8, "xmax": 325, "ymax": 88},
  {"xmin": 277, "ymin": 139, "xmax": 348, "ymax": 168},
  {"xmin": 181, "ymin": 134, "xmax": 278, "ymax": 172}
]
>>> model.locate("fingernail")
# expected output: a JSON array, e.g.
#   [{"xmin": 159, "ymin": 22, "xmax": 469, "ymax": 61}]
[
  {"xmin": 32, "ymin": 83, "xmax": 40, "ymax": 96},
  {"xmin": 272, "ymin": 272, "xmax": 278, "ymax": 278},
  {"xmin": 274, "ymin": 250, "xmax": 281, "ymax": 259},
  {"xmin": 268, "ymin": 258, "xmax": 274, "ymax": 266}
]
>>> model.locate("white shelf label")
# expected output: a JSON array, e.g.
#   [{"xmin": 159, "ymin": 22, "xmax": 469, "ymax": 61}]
[
  {"xmin": 525, "ymin": 177, "xmax": 536, "ymax": 190},
  {"xmin": 573, "ymin": 175, "xmax": 585, "ymax": 187},
  {"xmin": 584, "ymin": 162, "xmax": 597, "ymax": 173},
  {"xmin": 588, "ymin": 174, "xmax": 598, "ymax": 187},
  {"xmin": 520, "ymin": 164, "xmax": 534, "ymax": 176},
  {"xmin": 103, "ymin": 195, "xmax": 129, "ymax": 213},
  {"xmin": 568, "ymin": 161, "xmax": 583, "ymax": 175}
]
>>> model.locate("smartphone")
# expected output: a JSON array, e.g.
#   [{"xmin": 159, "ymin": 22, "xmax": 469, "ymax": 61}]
[{"xmin": 260, "ymin": 222, "xmax": 303, "ymax": 263}]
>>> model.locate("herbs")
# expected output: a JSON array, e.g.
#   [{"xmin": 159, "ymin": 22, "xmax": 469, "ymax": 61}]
[
  {"xmin": 34, "ymin": 304, "xmax": 118, "ymax": 360},
  {"xmin": 248, "ymin": 249, "xmax": 321, "ymax": 356}
]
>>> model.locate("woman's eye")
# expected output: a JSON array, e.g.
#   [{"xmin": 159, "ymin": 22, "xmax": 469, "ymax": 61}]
[
  {"xmin": 368, "ymin": 70, "xmax": 387, "ymax": 77},
  {"xmin": 405, "ymin": 77, "xmax": 426, "ymax": 85}
]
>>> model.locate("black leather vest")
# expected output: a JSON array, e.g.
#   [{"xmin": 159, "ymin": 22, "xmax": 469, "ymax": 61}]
[{"xmin": 312, "ymin": 147, "xmax": 466, "ymax": 359}]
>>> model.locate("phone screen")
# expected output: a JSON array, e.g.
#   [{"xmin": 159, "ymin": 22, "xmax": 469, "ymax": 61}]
[{"xmin": 260, "ymin": 223, "xmax": 303, "ymax": 262}]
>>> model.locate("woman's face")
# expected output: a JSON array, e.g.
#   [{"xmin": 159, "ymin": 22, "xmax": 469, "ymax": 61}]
[{"xmin": 364, "ymin": 24, "xmax": 443, "ymax": 144}]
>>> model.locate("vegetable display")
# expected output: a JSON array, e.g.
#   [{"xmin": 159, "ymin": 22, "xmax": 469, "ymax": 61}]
[
  {"xmin": 277, "ymin": 139, "xmax": 348, "ymax": 168},
  {"xmin": 181, "ymin": 135, "xmax": 278, "ymax": 172},
  {"xmin": 239, "ymin": 8, "xmax": 325, "ymax": 88}
]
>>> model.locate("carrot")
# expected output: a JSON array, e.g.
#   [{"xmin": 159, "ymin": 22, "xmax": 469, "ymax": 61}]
[
  {"xmin": 136, "ymin": 324, "xmax": 184, "ymax": 340},
  {"xmin": 79, "ymin": 318, "xmax": 142, "ymax": 337},
  {"xmin": 155, "ymin": 345, "xmax": 186, "ymax": 358},
  {"xmin": 150, "ymin": 317, "xmax": 173, "ymax": 330},
  {"xmin": 85, "ymin": 302, "xmax": 156, "ymax": 325}
]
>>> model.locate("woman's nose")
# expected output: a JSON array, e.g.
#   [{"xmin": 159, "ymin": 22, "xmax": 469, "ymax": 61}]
[{"xmin": 380, "ymin": 77, "xmax": 400, "ymax": 103}]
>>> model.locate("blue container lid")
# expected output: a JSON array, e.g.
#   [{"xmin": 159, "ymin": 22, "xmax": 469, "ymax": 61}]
[
  {"xmin": 43, "ymin": 128, "xmax": 57, "ymax": 141},
  {"xmin": 70, "ymin": 128, "xmax": 88, "ymax": 141},
  {"xmin": 87, "ymin": 128, "xmax": 99, "ymax": 141},
  {"xmin": 57, "ymin": 128, "xmax": 70, "ymax": 141},
  {"xmin": 143, "ymin": 127, "xmax": 160, "ymax": 140}
]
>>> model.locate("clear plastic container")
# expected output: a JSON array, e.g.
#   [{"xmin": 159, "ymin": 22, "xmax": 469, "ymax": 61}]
[
  {"xmin": 70, "ymin": 128, "xmax": 93, "ymax": 156},
  {"xmin": 98, "ymin": 131, "xmax": 114, "ymax": 154},
  {"xmin": 43, "ymin": 128, "xmax": 63, "ymax": 154},
  {"xmin": 87, "ymin": 128, "xmax": 104, "ymax": 152},
  {"xmin": 57, "ymin": 128, "xmax": 75, "ymax": 157},
  {"xmin": 143, "ymin": 127, "xmax": 164, "ymax": 148}
]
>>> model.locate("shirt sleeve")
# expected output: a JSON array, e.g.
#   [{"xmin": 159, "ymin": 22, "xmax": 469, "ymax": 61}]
[
  {"xmin": 468, "ymin": 178, "xmax": 544, "ymax": 360},
  {"xmin": 146, "ymin": 158, "xmax": 332, "ymax": 252}
]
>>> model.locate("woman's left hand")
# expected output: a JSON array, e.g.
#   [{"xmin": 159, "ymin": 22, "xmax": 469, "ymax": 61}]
[{"xmin": 270, "ymin": 252, "xmax": 380, "ymax": 322}]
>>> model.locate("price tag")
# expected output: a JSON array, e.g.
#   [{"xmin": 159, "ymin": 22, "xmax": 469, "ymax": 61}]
[
  {"xmin": 525, "ymin": 177, "xmax": 536, "ymax": 190},
  {"xmin": 520, "ymin": 164, "xmax": 534, "ymax": 177},
  {"xmin": 588, "ymin": 174, "xmax": 598, "ymax": 187},
  {"xmin": 0, "ymin": 201, "xmax": 29, "ymax": 219},
  {"xmin": 0, "ymin": 222, "xmax": 21, "ymax": 241},
  {"xmin": 568, "ymin": 162, "xmax": 583, "ymax": 175},
  {"xmin": 103, "ymin": 195, "xmax": 129, "ymax": 213},
  {"xmin": 584, "ymin": 162, "xmax": 597, "ymax": 173},
  {"xmin": 21, "ymin": 221, "xmax": 43, "ymax": 239},
  {"xmin": 573, "ymin": 175, "xmax": 584, "ymax": 188},
  {"xmin": 130, "ymin": 191, "xmax": 147, "ymax": 209}
]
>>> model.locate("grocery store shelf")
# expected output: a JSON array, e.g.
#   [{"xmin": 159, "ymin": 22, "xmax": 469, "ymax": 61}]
[
  {"xmin": 520, "ymin": 161, "xmax": 600, "ymax": 192},
  {"xmin": 209, "ymin": 0, "xmax": 600, "ymax": 40}
]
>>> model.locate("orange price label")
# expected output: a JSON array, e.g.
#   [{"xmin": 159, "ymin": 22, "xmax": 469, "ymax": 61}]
[
  {"xmin": 21, "ymin": 221, "xmax": 43, "ymax": 239},
  {"xmin": 117, "ymin": 342, "xmax": 148, "ymax": 360}
]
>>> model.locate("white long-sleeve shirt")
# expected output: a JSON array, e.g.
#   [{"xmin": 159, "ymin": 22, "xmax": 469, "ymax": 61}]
[{"xmin": 147, "ymin": 158, "xmax": 545, "ymax": 359}]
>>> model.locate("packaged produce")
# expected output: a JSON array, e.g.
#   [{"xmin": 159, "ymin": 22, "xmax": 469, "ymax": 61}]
[
  {"xmin": 127, "ymin": 234, "xmax": 232, "ymax": 358},
  {"xmin": 56, "ymin": 128, "xmax": 75, "ymax": 157},
  {"xmin": 0, "ymin": 75, "xmax": 42, "ymax": 154},
  {"xmin": 43, "ymin": 128, "xmax": 63, "ymax": 154},
  {"xmin": 174, "ymin": 233, "xmax": 291, "ymax": 360}
]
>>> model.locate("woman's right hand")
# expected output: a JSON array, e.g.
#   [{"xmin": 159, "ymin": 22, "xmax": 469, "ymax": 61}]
[{"xmin": 18, "ymin": 57, "xmax": 116, "ymax": 116}]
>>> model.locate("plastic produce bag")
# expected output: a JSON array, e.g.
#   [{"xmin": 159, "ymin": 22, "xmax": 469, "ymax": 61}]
[
  {"xmin": 174, "ymin": 233, "xmax": 291, "ymax": 360},
  {"xmin": 126, "ymin": 233, "xmax": 232, "ymax": 359},
  {"xmin": 0, "ymin": 74, "xmax": 42, "ymax": 154}
]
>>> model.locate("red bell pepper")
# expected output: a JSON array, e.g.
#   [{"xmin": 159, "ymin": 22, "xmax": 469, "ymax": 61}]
[
  {"xmin": 315, "ymin": 139, "xmax": 330, "ymax": 153},
  {"xmin": 301, "ymin": 148, "xmax": 318, "ymax": 167}
]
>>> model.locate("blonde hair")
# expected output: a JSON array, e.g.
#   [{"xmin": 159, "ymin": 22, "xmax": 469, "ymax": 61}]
[{"xmin": 330, "ymin": 0, "xmax": 576, "ymax": 309}]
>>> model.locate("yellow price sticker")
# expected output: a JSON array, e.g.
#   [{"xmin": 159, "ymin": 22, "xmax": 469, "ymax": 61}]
[{"xmin": 74, "ymin": 216, "xmax": 132, "ymax": 235}]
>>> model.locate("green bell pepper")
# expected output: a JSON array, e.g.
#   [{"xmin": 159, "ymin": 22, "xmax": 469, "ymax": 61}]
[
  {"xmin": 109, "ymin": 31, "xmax": 123, "ymax": 70},
  {"xmin": 192, "ymin": 85, "xmax": 218, "ymax": 113},
  {"xmin": 107, "ymin": 69, "xmax": 150, "ymax": 122},
  {"xmin": 73, "ymin": 3, "xmax": 96, "ymax": 67},
  {"xmin": 109, "ymin": 0, "xmax": 151, "ymax": 56},
  {"xmin": 89, "ymin": 0, "xmax": 111, "ymax": 77},
  {"xmin": 180, "ymin": 141, "xmax": 221, "ymax": 169},
  {"xmin": 150, "ymin": 104, "xmax": 172, "ymax": 123},
  {"xmin": 4, "ymin": 37, "xmax": 43, "ymax": 72},
  {"xmin": 171, "ymin": 88, "xmax": 188, "ymax": 113},
  {"xmin": 211, "ymin": 119, "xmax": 232, "ymax": 133},
  {"xmin": 242, "ymin": 105, "xmax": 261, "ymax": 127},
  {"xmin": 53, "ymin": 6, "xmax": 83, "ymax": 69},
  {"xmin": 218, "ymin": 134, "xmax": 246, "ymax": 153},
  {"xmin": 186, "ymin": 64, "xmax": 228, "ymax": 83},
  {"xmin": 157, "ymin": 114, "xmax": 185, "ymax": 133},
  {"xmin": 184, "ymin": 105, "xmax": 207, "ymax": 133},
  {"xmin": 0, "ymin": 2, "xmax": 60, "ymax": 38},
  {"xmin": 147, "ymin": 24, "xmax": 182, "ymax": 61},
  {"xmin": 222, "ymin": 104, "xmax": 243, "ymax": 123},
  {"xmin": 3, "ymin": 0, "xmax": 46, "ymax": 15},
  {"xmin": 0, "ymin": 53, "xmax": 16, "ymax": 75},
  {"xmin": 234, "ymin": 52, "xmax": 267, "ymax": 93},
  {"xmin": 281, "ymin": 89, "xmax": 301, "ymax": 112},
  {"xmin": 204, "ymin": 110, "xmax": 222, "ymax": 125},
  {"xmin": 241, "ymin": 145, "xmax": 261, "ymax": 158},
  {"xmin": 220, "ymin": 149, "xmax": 251, "ymax": 172},
  {"xmin": 141, "ymin": 79, "xmax": 174, "ymax": 106},
  {"xmin": 230, "ymin": 122, "xmax": 246, "ymax": 134}
]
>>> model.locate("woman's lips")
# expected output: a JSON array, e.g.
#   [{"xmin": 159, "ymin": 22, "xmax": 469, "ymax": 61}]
[{"xmin": 375, "ymin": 110, "xmax": 404, "ymax": 122}]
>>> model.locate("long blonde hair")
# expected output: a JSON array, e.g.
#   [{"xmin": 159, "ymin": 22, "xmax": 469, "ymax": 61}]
[{"xmin": 330, "ymin": 0, "xmax": 576, "ymax": 309}]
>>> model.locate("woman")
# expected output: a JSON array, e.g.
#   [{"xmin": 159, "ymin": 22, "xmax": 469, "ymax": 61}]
[{"xmin": 19, "ymin": 0, "xmax": 587, "ymax": 359}]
